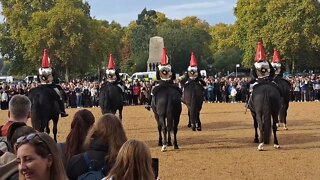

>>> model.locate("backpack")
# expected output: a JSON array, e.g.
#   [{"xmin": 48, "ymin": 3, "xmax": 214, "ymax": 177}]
[
  {"xmin": 77, "ymin": 153, "xmax": 106, "ymax": 180},
  {"xmin": 0, "ymin": 136, "xmax": 9, "ymax": 153},
  {"xmin": 0, "ymin": 125, "xmax": 10, "ymax": 153}
]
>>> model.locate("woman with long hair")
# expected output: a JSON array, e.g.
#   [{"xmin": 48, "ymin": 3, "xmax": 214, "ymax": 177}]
[
  {"xmin": 65, "ymin": 109, "xmax": 95, "ymax": 161},
  {"xmin": 15, "ymin": 132, "xmax": 68, "ymax": 180},
  {"xmin": 67, "ymin": 113, "xmax": 127, "ymax": 180},
  {"xmin": 105, "ymin": 140, "xmax": 155, "ymax": 180}
]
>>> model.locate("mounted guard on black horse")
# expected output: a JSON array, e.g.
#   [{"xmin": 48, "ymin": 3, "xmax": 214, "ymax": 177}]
[
  {"xmin": 247, "ymin": 42, "xmax": 281, "ymax": 151},
  {"xmin": 28, "ymin": 49, "xmax": 68, "ymax": 141},
  {"xmin": 99, "ymin": 54, "xmax": 124, "ymax": 120},
  {"xmin": 271, "ymin": 48, "xmax": 291, "ymax": 130},
  {"xmin": 180, "ymin": 52, "xmax": 206, "ymax": 131},
  {"xmin": 145, "ymin": 48, "xmax": 182, "ymax": 152}
]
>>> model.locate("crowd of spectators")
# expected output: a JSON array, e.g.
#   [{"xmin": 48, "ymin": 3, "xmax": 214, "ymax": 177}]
[
  {"xmin": 0, "ymin": 74, "xmax": 319, "ymax": 110},
  {"xmin": 0, "ymin": 94, "xmax": 157, "ymax": 179}
]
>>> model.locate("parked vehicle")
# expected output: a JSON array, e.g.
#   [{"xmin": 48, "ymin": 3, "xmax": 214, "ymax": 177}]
[
  {"xmin": 119, "ymin": 73, "xmax": 130, "ymax": 81},
  {"xmin": 24, "ymin": 75, "xmax": 38, "ymax": 83},
  {"xmin": 0, "ymin": 76, "xmax": 14, "ymax": 83},
  {"xmin": 129, "ymin": 71, "xmax": 156, "ymax": 82}
]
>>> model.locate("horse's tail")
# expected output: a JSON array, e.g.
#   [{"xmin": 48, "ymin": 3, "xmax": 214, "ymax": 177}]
[
  {"xmin": 262, "ymin": 88, "xmax": 271, "ymax": 144},
  {"xmin": 31, "ymin": 94, "xmax": 43, "ymax": 131}
]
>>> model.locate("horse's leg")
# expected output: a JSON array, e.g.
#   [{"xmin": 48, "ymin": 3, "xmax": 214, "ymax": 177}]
[
  {"xmin": 157, "ymin": 124, "xmax": 163, "ymax": 146},
  {"xmin": 257, "ymin": 120, "xmax": 264, "ymax": 151},
  {"xmin": 187, "ymin": 109, "xmax": 191, "ymax": 128},
  {"xmin": 160, "ymin": 116, "xmax": 168, "ymax": 152},
  {"xmin": 280, "ymin": 101, "xmax": 289, "ymax": 130},
  {"xmin": 272, "ymin": 113, "xmax": 280, "ymax": 149},
  {"xmin": 251, "ymin": 111, "xmax": 259, "ymax": 143},
  {"xmin": 53, "ymin": 119, "xmax": 58, "ymax": 142},
  {"xmin": 190, "ymin": 108, "xmax": 196, "ymax": 131},
  {"xmin": 119, "ymin": 108, "xmax": 123, "ymax": 122},
  {"xmin": 196, "ymin": 111, "xmax": 201, "ymax": 131},
  {"xmin": 256, "ymin": 112, "xmax": 265, "ymax": 151},
  {"xmin": 173, "ymin": 118, "xmax": 179, "ymax": 149},
  {"xmin": 167, "ymin": 117, "xmax": 173, "ymax": 146},
  {"xmin": 45, "ymin": 121, "xmax": 50, "ymax": 135},
  {"xmin": 167, "ymin": 129, "xmax": 172, "ymax": 146},
  {"xmin": 154, "ymin": 113, "xmax": 163, "ymax": 146}
]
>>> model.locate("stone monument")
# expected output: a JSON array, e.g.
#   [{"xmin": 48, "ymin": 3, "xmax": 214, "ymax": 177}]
[{"xmin": 147, "ymin": 36, "xmax": 164, "ymax": 71}]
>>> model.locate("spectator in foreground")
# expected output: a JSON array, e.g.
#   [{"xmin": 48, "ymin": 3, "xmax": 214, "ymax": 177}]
[
  {"xmin": 1, "ymin": 94, "xmax": 31, "ymax": 137},
  {"xmin": 15, "ymin": 132, "xmax": 68, "ymax": 180},
  {"xmin": 59, "ymin": 109, "xmax": 95, "ymax": 167},
  {"xmin": 67, "ymin": 113, "xmax": 127, "ymax": 180},
  {"xmin": 104, "ymin": 139, "xmax": 155, "ymax": 180}
]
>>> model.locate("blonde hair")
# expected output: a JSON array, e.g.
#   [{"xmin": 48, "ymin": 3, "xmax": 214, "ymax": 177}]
[
  {"xmin": 106, "ymin": 140, "xmax": 155, "ymax": 180},
  {"xmin": 84, "ymin": 113, "xmax": 127, "ymax": 163}
]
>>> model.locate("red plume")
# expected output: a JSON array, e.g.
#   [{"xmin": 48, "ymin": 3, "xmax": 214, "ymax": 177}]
[
  {"xmin": 255, "ymin": 42, "xmax": 266, "ymax": 62},
  {"xmin": 272, "ymin": 48, "xmax": 281, "ymax": 63},
  {"xmin": 41, "ymin": 49, "xmax": 50, "ymax": 68},
  {"xmin": 190, "ymin": 52, "xmax": 198, "ymax": 67},
  {"xmin": 107, "ymin": 54, "xmax": 115, "ymax": 69},
  {"xmin": 161, "ymin": 48, "xmax": 167, "ymax": 65}
]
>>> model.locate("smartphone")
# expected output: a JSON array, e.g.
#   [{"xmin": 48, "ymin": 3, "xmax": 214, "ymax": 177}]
[{"xmin": 152, "ymin": 158, "xmax": 159, "ymax": 179}]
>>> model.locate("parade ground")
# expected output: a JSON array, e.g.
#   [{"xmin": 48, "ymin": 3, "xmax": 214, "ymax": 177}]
[{"xmin": 1, "ymin": 102, "xmax": 319, "ymax": 180}]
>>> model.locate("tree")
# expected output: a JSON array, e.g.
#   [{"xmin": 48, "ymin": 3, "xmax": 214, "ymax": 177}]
[{"xmin": 234, "ymin": 0, "xmax": 320, "ymax": 71}]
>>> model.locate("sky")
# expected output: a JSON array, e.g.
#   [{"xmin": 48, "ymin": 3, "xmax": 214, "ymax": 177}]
[
  {"xmin": 85, "ymin": 0, "xmax": 237, "ymax": 26},
  {"xmin": 0, "ymin": 0, "xmax": 237, "ymax": 26}
]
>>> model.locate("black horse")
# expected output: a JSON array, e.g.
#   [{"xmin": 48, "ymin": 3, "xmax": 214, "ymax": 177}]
[
  {"xmin": 151, "ymin": 85, "xmax": 182, "ymax": 151},
  {"xmin": 99, "ymin": 83, "xmax": 123, "ymax": 120},
  {"xmin": 250, "ymin": 83, "xmax": 281, "ymax": 151},
  {"xmin": 28, "ymin": 86, "xmax": 60, "ymax": 142},
  {"xmin": 182, "ymin": 80, "xmax": 204, "ymax": 131},
  {"xmin": 274, "ymin": 77, "xmax": 291, "ymax": 130}
]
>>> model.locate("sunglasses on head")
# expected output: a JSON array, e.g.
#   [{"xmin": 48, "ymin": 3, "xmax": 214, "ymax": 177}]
[
  {"xmin": 15, "ymin": 133, "xmax": 51, "ymax": 152},
  {"xmin": 16, "ymin": 133, "xmax": 42, "ymax": 145}
]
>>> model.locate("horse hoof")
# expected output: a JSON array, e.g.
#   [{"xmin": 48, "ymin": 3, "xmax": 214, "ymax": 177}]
[
  {"xmin": 174, "ymin": 145, "xmax": 179, "ymax": 149},
  {"xmin": 257, "ymin": 143, "xmax": 264, "ymax": 151},
  {"xmin": 254, "ymin": 139, "xmax": 259, "ymax": 143},
  {"xmin": 187, "ymin": 124, "xmax": 191, "ymax": 128},
  {"xmin": 283, "ymin": 126, "xmax": 288, "ymax": 130},
  {"xmin": 158, "ymin": 142, "xmax": 163, "ymax": 146},
  {"xmin": 276, "ymin": 123, "xmax": 280, "ymax": 127},
  {"xmin": 197, "ymin": 127, "xmax": 202, "ymax": 131},
  {"xmin": 192, "ymin": 128, "xmax": 196, "ymax": 131},
  {"xmin": 167, "ymin": 142, "xmax": 173, "ymax": 146},
  {"xmin": 274, "ymin": 144, "xmax": 280, "ymax": 149},
  {"xmin": 161, "ymin": 145, "xmax": 167, "ymax": 152}
]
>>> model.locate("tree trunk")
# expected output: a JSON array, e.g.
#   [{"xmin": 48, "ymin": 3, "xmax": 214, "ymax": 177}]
[
  {"xmin": 291, "ymin": 60, "xmax": 295, "ymax": 73},
  {"xmin": 65, "ymin": 67, "xmax": 69, "ymax": 82}
]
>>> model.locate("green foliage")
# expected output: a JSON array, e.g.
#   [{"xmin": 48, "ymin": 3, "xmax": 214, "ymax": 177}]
[
  {"xmin": 234, "ymin": 0, "xmax": 320, "ymax": 71},
  {"xmin": 157, "ymin": 18, "xmax": 212, "ymax": 74},
  {"xmin": 1, "ymin": 0, "xmax": 319, "ymax": 78}
]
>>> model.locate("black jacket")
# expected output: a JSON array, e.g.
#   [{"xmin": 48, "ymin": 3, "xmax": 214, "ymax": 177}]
[{"xmin": 66, "ymin": 139, "xmax": 112, "ymax": 180}]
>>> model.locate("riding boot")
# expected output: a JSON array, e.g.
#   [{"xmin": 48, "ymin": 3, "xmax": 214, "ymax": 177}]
[
  {"xmin": 145, "ymin": 86, "xmax": 156, "ymax": 111},
  {"xmin": 59, "ymin": 99, "xmax": 68, "ymax": 117},
  {"xmin": 144, "ymin": 96, "xmax": 152, "ymax": 111},
  {"xmin": 245, "ymin": 93, "xmax": 254, "ymax": 111}
]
